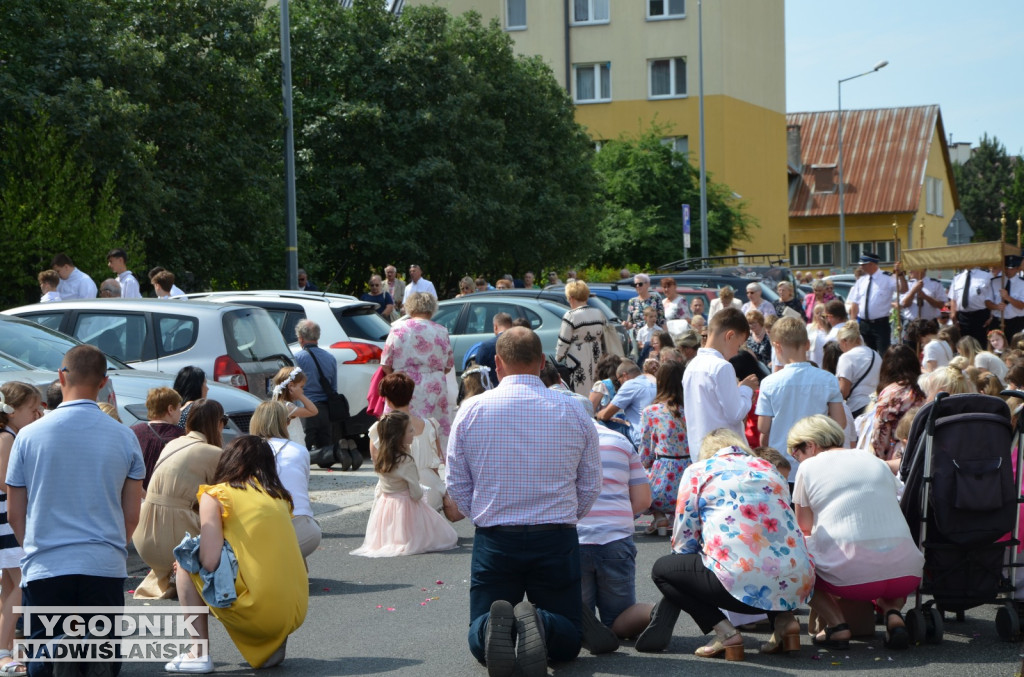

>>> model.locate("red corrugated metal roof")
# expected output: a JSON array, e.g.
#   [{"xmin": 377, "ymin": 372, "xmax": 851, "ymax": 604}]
[{"xmin": 787, "ymin": 105, "xmax": 940, "ymax": 218}]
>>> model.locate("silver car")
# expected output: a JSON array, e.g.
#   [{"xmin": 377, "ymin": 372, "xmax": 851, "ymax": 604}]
[
  {"xmin": 3, "ymin": 299, "xmax": 292, "ymax": 399},
  {"xmin": 0, "ymin": 315, "xmax": 260, "ymax": 438},
  {"xmin": 434, "ymin": 290, "xmax": 632, "ymax": 373}
]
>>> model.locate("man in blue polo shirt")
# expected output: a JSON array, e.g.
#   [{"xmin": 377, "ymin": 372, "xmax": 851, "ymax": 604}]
[
  {"xmin": 595, "ymin": 361, "xmax": 657, "ymax": 448},
  {"xmin": 8, "ymin": 344, "xmax": 145, "ymax": 677}
]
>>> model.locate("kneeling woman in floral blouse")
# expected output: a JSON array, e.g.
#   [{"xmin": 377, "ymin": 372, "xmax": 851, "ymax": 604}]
[{"xmin": 635, "ymin": 429, "xmax": 815, "ymax": 661}]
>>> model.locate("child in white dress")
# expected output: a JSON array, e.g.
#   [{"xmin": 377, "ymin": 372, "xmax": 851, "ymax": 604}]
[
  {"xmin": 352, "ymin": 412, "xmax": 458, "ymax": 557},
  {"xmin": 271, "ymin": 366, "xmax": 318, "ymax": 446}
]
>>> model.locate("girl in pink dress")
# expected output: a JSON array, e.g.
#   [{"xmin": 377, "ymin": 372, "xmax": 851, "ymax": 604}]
[{"xmin": 352, "ymin": 412, "xmax": 458, "ymax": 558}]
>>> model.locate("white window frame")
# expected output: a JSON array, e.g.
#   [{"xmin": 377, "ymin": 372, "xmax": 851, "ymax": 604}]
[
  {"xmin": 648, "ymin": 57, "xmax": 686, "ymax": 99},
  {"xmin": 850, "ymin": 241, "xmax": 895, "ymax": 265},
  {"xmin": 647, "ymin": 0, "xmax": 686, "ymax": 20},
  {"xmin": 571, "ymin": 0, "xmax": 610, "ymax": 26},
  {"xmin": 926, "ymin": 176, "xmax": 944, "ymax": 216},
  {"xmin": 573, "ymin": 63, "xmax": 611, "ymax": 104},
  {"xmin": 505, "ymin": 0, "xmax": 526, "ymax": 30},
  {"xmin": 791, "ymin": 243, "xmax": 834, "ymax": 268}
]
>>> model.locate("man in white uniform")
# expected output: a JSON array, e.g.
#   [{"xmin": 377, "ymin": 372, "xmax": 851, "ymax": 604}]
[
  {"xmin": 950, "ymin": 266, "xmax": 994, "ymax": 346},
  {"xmin": 847, "ymin": 250, "xmax": 897, "ymax": 355}
]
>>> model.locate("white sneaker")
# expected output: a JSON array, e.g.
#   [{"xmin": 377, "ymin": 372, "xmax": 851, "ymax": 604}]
[{"xmin": 164, "ymin": 653, "xmax": 213, "ymax": 674}]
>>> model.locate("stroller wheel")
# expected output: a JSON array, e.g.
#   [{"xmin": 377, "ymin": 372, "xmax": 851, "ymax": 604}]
[
  {"xmin": 995, "ymin": 603, "xmax": 1020, "ymax": 642},
  {"xmin": 925, "ymin": 607, "xmax": 944, "ymax": 644},
  {"xmin": 905, "ymin": 609, "xmax": 927, "ymax": 645}
]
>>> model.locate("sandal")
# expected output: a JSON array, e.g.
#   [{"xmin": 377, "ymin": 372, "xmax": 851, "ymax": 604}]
[
  {"xmin": 0, "ymin": 661, "xmax": 26, "ymax": 675},
  {"xmin": 760, "ymin": 613, "xmax": 801, "ymax": 654},
  {"xmin": 694, "ymin": 629, "xmax": 745, "ymax": 661},
  {"xmin": 812, "ymin": 622, "xmax": 851, "ymax": 650},
  {"xmin": 884, "ymin": 610, "xmax": 909, "ymax": 650}
]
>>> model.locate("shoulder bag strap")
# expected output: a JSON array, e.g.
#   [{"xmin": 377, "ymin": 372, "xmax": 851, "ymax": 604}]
[
  {"xmin": 848, "ymin": 350, "xmax": 877, "ymax": 397},
  {"xmin": 306, "ymin": 347, "xmax": 334, "ymax": 394},
  {"xmin": 153, "ymin": 439, "xmax": 201, "ymax": 473}
]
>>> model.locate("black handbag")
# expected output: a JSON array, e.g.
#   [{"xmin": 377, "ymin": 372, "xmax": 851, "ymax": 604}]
[{"xmin": 306, "ymin": 347, "xmax": 349, "ymax": 424}]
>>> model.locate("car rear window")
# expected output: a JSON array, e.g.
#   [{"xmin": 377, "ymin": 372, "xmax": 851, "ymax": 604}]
[
  {"xmin": 332, "ymin": 306, "xmax": 391, "ymax": 342},
  {"xmin": 73, "ymin": 313, "xmax": 148, "ymax": 363},
  {"xmin": 156, "ymin": 315, "xmax": 198, "ymax": 355},
  {"xmin": 222, "ymin": 309, "xmax": 292, "ymax": 363}
]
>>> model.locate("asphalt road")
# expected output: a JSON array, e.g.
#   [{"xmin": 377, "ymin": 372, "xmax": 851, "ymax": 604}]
[{"xmin": 113, "ymin": 466, "xmax": 1023, "ymax": 676}]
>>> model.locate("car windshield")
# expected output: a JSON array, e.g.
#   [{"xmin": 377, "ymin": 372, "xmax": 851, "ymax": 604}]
[
  {"xmin": 0, "ymin": 352, "xmax": 34, "ymax": 373},
  {"xmin": 0, "ymin": 318, "xmax": 129, "ymax": 371},
  {"xmin": 332, "ymin": 306, "xmax": 390, "ymax": 342},
  {"xmin": 221, "ymin": 309, "xmax": 293, "ymax": 363}
]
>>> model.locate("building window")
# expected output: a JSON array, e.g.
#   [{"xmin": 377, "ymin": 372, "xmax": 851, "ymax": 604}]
[
  {"xmin": 926, "ymin": 176, "xmax": 944, "ymax": 216},
  {"xmin": 850, "ymin": 241, "xmax": 895, "ymax": 265},
  {"xmin": 790, "ymin": 243, "xmax": 834, "ymax": 268},
  {"xmin": 812, "ymin": 165, "xmax": 836, "ymax": 193},
  {"xmin": 661, "ymin": 136, "xmax": 689, "ymax": 156},
  {"xmin": 649, "ymin": 58, "xmax": 686, "ymax": 99},
  {"xmin": 572, "ymin": 0, "xmax": 609, "ymax": 25},
  {"xmin": 506, "ymin": 0, "xmax": 526, "ymax": 30},
  {"xmin": 648, "ymin": 0, "xmax": 685, "ymax": 19},
  {"xmin": 574, "ymin": 63, "xmax": 611, "ymax": 103}
]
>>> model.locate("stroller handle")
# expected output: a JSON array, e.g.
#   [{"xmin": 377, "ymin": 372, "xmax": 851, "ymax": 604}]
[
  {"xmin": 927, "ymin": 392, "xmax": 949, "ymax": 436},
  {"xmin": 1001, "ymin": 390, "xmax": 1024, "ymax": 400}
]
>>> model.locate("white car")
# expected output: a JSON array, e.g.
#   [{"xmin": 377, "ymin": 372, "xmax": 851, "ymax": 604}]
[{"xmin": 185, "ymin": 291, "xmax": 390, "ymax": 451}]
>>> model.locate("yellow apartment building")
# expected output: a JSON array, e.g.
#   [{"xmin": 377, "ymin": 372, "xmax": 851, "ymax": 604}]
[
  {"xmin": 787, "ymin": 105, "xmax": 959, "ymax": 273},
  {"xmin": 406, "ymin": 0, "xmax": 790, "ymax": 259}
]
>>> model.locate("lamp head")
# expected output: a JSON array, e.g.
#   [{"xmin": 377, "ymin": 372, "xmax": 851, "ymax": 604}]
[{"xmin": 873, "ymin": 60, "xmax": 889, "ymax": 71}]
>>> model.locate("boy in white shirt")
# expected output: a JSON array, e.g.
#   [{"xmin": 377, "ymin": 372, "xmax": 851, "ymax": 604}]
[
  {"xmin": 38, "ymin": 270, "xmax": 62, "ymax": 303},
  {"xmin": 755, "ymin": 317, "xmax": 846, "ymax": 480},
  {"xmin": 630, "ymin": 307, "xmax": 663, "ymax": 356},
  {"xmin": 682, "ymin": 308, "xmax": 759, "ymax": 463}
]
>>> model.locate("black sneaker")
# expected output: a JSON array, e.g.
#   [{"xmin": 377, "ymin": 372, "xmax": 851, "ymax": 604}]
[
  {"xmin": 333, "ymin": 443, "xmax": 352, "ymax": 471},
  {"xmin": 634, "ymin": 597, "xmax": 680, "ymax": 653},
  {"xmin": 581, "ymin": 604, "xmax": 619, "ymax": 655},
  {"xmin": 485, "ymin": 600, "xmax": 516, "ymax": 677},
  {"xmin": 513, "ymin": 601, "xmax": 547, "ymax": 677}
]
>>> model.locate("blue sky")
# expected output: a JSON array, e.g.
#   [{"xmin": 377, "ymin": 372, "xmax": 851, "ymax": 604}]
[{"xmin": 785, "ymin": 0, "xmax": 1024, "ymax": 156}]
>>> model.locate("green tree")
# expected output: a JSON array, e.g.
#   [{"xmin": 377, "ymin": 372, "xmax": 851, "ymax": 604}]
[
  {"xmin": 591, "ymin": 125, "xmax": 752, "ymax": 268},
  {"xmin": 1, "ymin": 0, "xmax": 284, "ymax": 293},
  {"xmin": 0, "ymin": 116, "xmax": 130, "ymax": 307},
  {"xmin": 952, "ymin": 134, "xmax": 1014, "ymax": 242},
  {"xmin": 284, "ymin": 1, "xmax": 600, "ymax": 293}
]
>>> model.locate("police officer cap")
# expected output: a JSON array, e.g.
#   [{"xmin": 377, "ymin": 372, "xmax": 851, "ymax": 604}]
[
  {"xmin": 1005, "ymin": 255, "xmax": 1022, "ymax": 268},
  {"xmin": 858, "ymin": 250, "xmax": 880, "ymax": 264}
]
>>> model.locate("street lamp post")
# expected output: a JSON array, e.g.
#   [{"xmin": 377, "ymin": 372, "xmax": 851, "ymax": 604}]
[{"xmin": 837, "ymin": 59, "xmax": 888, "ymax": 271}]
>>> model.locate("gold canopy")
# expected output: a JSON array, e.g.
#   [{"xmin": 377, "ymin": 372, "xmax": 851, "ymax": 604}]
[{"xmin": 900, "ymin": 241, "xmax": 1021, "ymax": 270}]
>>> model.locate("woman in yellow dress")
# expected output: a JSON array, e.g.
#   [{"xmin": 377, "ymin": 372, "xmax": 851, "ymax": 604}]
[{"xmin": 165, "ymin": 435, "xmax": 308, "ymax": 673}]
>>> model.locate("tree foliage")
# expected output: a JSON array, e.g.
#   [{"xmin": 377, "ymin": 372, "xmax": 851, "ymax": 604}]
[
  {"xmin": 0, "ymin": 117, "xmax": 130, "ymax": 307},
  {"xmin": 952, "ymin": 134, "xmax": 1015, "ymax": 242},
  {"xmin": 591, "ymin": 125, "xmax": 752, "ymax": 268},
  {"xmin": 0, "ymin": 0, "xmax": 284, "ymax": 293},
  {"xmin": 284, "ymin": 1, "xmax": 600, "ymax": 293}
]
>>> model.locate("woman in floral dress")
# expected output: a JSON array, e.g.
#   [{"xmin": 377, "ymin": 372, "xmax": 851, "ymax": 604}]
[
  {"xmin": 381, "ymin": 293, "xmax": 455, "ymax": 439},
  {"xmin": 638, "ymin": 361, "xmax": 689, "ymax": 536},
  {"xmin": 870, "ymin": 345, "xmax": 924, "ymax": 460},
  {"xmin": 635, "ymin": 428, "xmax": 814, "ymax": 660},
  {"xmin": 625, "ymin": 274, "xmax": 664, "ymax": 340}
]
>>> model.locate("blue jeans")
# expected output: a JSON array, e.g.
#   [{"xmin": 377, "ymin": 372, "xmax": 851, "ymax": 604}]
[
  {"xmin": 580, "ymin": 537, "xmax": 637, "ymax": 627},
  {"xmin": 467, "ymin": 527, "xmax": 582, "ymax": 663}
]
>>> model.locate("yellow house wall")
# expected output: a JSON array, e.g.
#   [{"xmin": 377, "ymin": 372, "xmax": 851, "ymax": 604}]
[
  {"xmin": 914, "ymin": 126, "xmax": 959, "ymax": 249},
  {"xmin": 407, "ymin": 0, "xmax": 788, "ymax": 258}
]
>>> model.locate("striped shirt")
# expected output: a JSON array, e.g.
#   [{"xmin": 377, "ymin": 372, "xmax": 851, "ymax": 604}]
[
  {"xmin": 446, "ymin": 374, "xmax": 601, "ymax": 527},
  {"xmin": 577, "ymin": 425, "xmax": 649, "ymax": 545}
]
